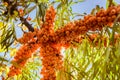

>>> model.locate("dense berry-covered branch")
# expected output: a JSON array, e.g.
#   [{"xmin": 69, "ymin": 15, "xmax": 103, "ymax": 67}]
[
  {"xmin": 48, "ymin": 5, "xmax": 120, "ymax": 45},
  {"xmin": 8, "ymin": 37, "xmax": 39, "ymax": 77},
  {"xmin": 40, "ymin": 44, "xmax": 63, "ymax": 80}
]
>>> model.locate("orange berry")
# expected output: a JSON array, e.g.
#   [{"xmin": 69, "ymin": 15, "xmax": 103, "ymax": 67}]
[
  {"xmin": 111, "ymin": 15, "xmax": 116, "ymax": 20},
  {"xmin": 110, "ymin": 9, "xmax": 116, "ymax": 15},
  {"xmin": 18, "ymin": 8, "xmax": 24, "ymax": 16},
  {"xmin": 18, "ymin": 8, "xmax": 23, "ymax": 13},
  {"xmin": 27, "ymin": 17, "xmax": 31, "ymax": 21},
  {"xmin": 97, "ymin": 17, "xmax": 102, "ymax": 22}
]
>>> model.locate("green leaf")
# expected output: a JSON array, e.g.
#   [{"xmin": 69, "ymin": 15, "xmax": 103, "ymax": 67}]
[
  {"xmin": 0, "ymin": 57, "xmax": 8, "ymax": 62},
  {"xmin": 38, "ymin": 2, "xmax": 48, "ymax": 22},
  {"xmin": 24, "ymin": 5, "xmax": 36, "ymax": 16}
]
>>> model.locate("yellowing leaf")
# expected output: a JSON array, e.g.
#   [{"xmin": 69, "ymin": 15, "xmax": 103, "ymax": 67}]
[
  {"xmin": 0, "ymin": 22, "xmax": 4, "ymax": 27},
  {"xmin": 10, "ymin": 48, "xmax": 17, "ymax": 57},
  {"xmin": 0, "ymin": 45, "xmax": 5, "ymax": 52},
  {"xmin": 5, "ymin": 67, "xmax": 9, "ymax": 74},
  {"xmin": 13, "ymin": 10, "xmax": 18, "ymax": 17},
  {"xmin": 18, "ymin": 23, "xmax": 22, "ymax": 27},
  {"xmin": 22, "ymin": 25, "xmax": 28, "ymax": 31},
  {"xmin": 13, "ymin": 40, "xmax": 18, "ymax": 45},
  {"xmin": 0, "ymin": 71, "xmax": 2, "ymax": 76}
]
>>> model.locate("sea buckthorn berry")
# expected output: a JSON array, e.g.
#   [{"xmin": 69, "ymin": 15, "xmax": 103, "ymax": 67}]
[
  {"xmin": 107, "ymin": 16, "xmax": 112, "ymax": 22},
  {"xmin": 102, "ymin": 10, "xmax": 107, "ymax": 16},
  {"xmin": 96, "ymin": 12, "xmax": 100, "ymax": 17},
  {"xmin": 99, "ymin": 13, "xmax": 104, "ymax": 17},
  {"xmin": 65, "ymin": 31, "xmax": 70, "ymax": 36},
  {"xmin": 111, "ymin": 15, "xmax": 116, "ymax": 20},
  {"xmin": 84, "ymin": 15, "xmax": 90, "ymax": 20},
  {"xmin": 107, "ymin": 22, "xmax": 113, "ymax": 27},
  {"xmin": 110, "ymin": 9, "xmax": 116, "ymax": 16},
  {"xmin": 18, "ymin": 8, "xmax": 24, "ymax": 17},
  {"xmin": 89, "ymin": 34, "xmax": 98, "ymax": 40},
  {"xmin": 97, "ymin": 17, "xmax": 102, "ymax": 22},
  {"xmin": 74, "ymin": 20, "xmax": 79, "ymax": 26},
  {"xmin": 27, "ymin": 17, "xmax": 31, "ymax": 21},
  {"xmin": 116, "ymin": 6, "xmax": 120, "ymax": 14},
  {"xmin": 101, "ymin": 17, "xmax": 106, "ymax": 22}
]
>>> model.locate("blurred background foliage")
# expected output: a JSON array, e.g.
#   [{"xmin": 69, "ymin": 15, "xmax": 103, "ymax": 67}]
[
  {"xmin": 57, "ymin": 27, "xmax": 120, "ymax": 80},
  {"xmin": 0, "ymin": 0, "xmax": 120, "ymax": 80}
]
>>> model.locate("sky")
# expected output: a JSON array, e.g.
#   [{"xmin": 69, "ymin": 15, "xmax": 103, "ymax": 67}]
[
  {"xmin": 72, "ymin": 0, "xmax": 106, "ymax": 14},
  {"xmin": 71, "ymin": 0, "xmax": 120, "ymax": 15}
]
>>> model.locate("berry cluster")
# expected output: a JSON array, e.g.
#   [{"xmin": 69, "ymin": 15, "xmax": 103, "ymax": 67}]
[
  {"xmin": 40, "ymin": 44, "xmax": 63, "ymax": 80},
  {"xmin": 38, "ymin": 6, "xmax": 63, "ymax": 80},
  {"xmin": 8, "ymin": 39, "xmax": 39, "ymax": 77},
  {"xmin": 18, "ymin": 29, "xmax": 38, "ymax": 44}
]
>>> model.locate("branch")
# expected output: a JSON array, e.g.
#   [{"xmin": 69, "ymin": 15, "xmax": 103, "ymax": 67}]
[{"xmin": 20, "ymin": 17, "xmax": 34, "ymax": 32}]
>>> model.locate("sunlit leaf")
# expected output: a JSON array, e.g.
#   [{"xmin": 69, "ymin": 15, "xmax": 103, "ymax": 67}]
[
  {"xmin": 22, "ymin": 25, "xmax": 28, "ymax": 31},
  {"xmin": 10, "ymin": 48, "xmax": 17, "ymax": 57},
  {"xmin": 38, "ymin": 2, "xmax": 48, "ymax": 22},
  {"xmin": 0, "ymin": 22, "xmax": 4, "ymax": 27}
]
